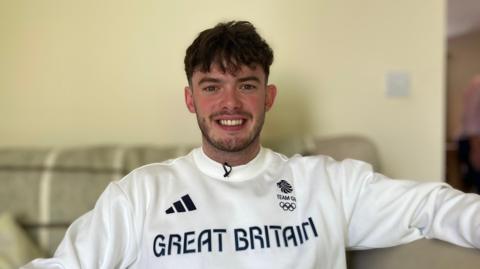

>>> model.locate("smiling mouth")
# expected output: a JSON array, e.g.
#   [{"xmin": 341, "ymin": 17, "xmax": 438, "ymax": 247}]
[{"xmin": 218, "ymin": 119, "xmax": 244, "ymax": 126}]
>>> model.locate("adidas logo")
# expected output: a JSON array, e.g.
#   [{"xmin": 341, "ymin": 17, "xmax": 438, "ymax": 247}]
[{"xmin": 165, "ymin": 194, "xmax": 197, "ymax": 214}]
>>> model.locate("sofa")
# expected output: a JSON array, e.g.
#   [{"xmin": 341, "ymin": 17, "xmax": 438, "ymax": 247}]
[{"xmin": 0, "ymin": 135, "xmax": 478, "ymax": 268}]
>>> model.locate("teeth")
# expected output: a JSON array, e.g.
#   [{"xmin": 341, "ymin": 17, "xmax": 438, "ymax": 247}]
[{"xmin": 219, "ymin": 119, "xmax": 243, "ymax": 126}]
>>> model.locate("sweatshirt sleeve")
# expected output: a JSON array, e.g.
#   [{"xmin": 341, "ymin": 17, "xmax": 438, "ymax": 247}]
[
  {"xmin": 20, "ymin": 182, "xmax": 139, "ymax": 269},
  {"xmin": 343, "ymin": 160, "xmax": 480, "ymax": 250}
]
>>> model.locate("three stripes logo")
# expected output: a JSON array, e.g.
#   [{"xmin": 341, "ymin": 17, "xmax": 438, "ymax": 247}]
[{"xmin": 165, "ymin": 194, "xmax": 197, "ymax": 214}]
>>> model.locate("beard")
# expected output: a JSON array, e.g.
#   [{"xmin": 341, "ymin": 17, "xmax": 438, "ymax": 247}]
[{"xmin": 196, "ymin": 110, "xmax": 265, "ymax": 153}]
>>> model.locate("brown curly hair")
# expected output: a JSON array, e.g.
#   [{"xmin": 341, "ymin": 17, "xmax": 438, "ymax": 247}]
[{"xmin": 184, "ymin": 21, "xmax": 274, "ymax": 85}]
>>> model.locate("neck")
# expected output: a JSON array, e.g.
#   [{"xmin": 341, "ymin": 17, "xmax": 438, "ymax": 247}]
[{"xmin": 202, "ymin": 139, "xmax": 261, "ymax": 166}]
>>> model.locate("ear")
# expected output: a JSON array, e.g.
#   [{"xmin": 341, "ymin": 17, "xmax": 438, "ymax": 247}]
[
  {"xmin": 265, "ymin": 84, "xmax": 277, "ymax": 111},
  {"xmin": 184, "ymin": 86, "xmax": 196, "ymax": 113}
]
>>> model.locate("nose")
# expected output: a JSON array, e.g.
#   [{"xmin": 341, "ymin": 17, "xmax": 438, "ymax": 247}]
[{"xmin": 221, "ymin": 87, "xmax": 242, "ymax": 110}]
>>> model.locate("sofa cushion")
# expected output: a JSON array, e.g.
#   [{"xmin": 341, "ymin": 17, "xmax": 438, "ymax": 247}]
[
  {"xmin": 0, "ymin": 212, "xmax": 45, "ymax": 269},
  {"xmin": 0, "ymin": 145, "xmax": 194, "ymax": 254}
]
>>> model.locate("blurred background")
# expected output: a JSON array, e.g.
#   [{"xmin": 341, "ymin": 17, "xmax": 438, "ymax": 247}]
[
  {"xmin": 446, "ymin": 0, "xmax": 480, "ymax": 193},
  {"xmin": 0, "ymin": 0, "xmax": 479, "ymax": 186}
]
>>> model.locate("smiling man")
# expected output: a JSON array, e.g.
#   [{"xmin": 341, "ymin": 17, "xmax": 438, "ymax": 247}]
[
  {"xmin": 23, "ymin": 21, "xmax": 480, "ymax": 269},
  {"xmin": 185, "ymin": 64, "xmax": 276, "ymax": 166},
  {"xmin": 184, "ymin": 22, "xmax": 277, "ymax": 166}
]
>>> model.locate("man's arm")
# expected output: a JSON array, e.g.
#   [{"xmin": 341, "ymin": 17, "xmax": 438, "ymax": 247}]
[
  {"xmin": 21, "ymin": 182, "xmax": 139, "ymax": 269},
  {"xmin": 342, "ymin": 160, "xmax": 480, "ymax": 250}
]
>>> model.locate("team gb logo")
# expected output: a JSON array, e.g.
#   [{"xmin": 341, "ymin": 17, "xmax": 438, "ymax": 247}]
[
  {"xmin": 277, "ymin": 180, "xmax": 293, "ymax": 194},
  {"xmin": 276, "ymin": 180, "xmax": 296, "ymax": 211}
]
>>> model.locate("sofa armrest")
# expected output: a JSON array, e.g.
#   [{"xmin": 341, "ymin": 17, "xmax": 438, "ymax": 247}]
[
  {"xmin": 347, "ymin": 239, "xmax": 480, "ymax": 269},
  {"xmin": 307, "ymin": 135, "xmax": 381, "ymax": 172}
]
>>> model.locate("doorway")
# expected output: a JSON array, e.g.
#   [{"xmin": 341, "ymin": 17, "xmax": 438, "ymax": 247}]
[{"xmin": 445, "ymin": 0, "xmax": 480, "ymax": 192}]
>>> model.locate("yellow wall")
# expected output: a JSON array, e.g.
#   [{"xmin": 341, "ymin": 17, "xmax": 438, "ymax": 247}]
[{"xmin": 0, "ymin": 0, "xmax": 445, "ymax": 180}]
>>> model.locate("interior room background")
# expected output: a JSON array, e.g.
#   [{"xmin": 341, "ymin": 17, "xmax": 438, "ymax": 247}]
[{"xmin": 0, "ymin": 0, "xmax": 446, "ymax": 181}]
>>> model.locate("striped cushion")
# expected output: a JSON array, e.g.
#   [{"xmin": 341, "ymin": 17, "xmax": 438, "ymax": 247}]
[{"xmin": 0, "ymin": 145, "xmax": 194, "ymax": 254}]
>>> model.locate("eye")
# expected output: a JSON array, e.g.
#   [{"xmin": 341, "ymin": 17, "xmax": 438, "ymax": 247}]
[
  {"xmin": 240, "ymin": 84, "xmax": 257, "ymax": 91},
  {"xmin": 202, "ymin": 85, "xmax": 218, "ymax": 93}
]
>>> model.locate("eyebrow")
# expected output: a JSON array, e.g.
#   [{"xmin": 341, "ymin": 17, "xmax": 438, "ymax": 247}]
[
  {"xmin": 237, "ymin": 76, "xmax": 261, "ymax": 83},
  {"xmin": 197, "ymin": 75, "xmax": 261, "ymax": 85},
  {"xmin": 198, "ymin": 77, "xmax": 222, "ymax": 85}
]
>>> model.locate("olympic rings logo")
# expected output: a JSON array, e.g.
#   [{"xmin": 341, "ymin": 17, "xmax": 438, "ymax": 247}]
[{"xmin": 279, "ymin": 202, "xmax": 296, "ymax": 211}]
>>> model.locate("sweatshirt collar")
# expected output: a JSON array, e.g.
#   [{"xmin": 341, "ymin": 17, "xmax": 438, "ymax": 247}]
[{"xmin": 192, "ymin": 147, "xmax": 269, "ymax": 181}]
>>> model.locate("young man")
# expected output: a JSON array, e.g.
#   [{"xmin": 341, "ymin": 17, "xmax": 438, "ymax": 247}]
[{"xmin": 23, "ymin": 21, "xmax": 480, "ymax": 269}]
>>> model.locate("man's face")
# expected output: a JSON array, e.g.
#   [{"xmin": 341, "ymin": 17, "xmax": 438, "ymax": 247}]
[{"xmin": 185, "ymin": 64, "xmax": 276, "ymax": 154}]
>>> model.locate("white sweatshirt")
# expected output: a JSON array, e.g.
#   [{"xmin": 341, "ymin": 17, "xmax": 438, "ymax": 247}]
[{"xmin": 22, "ymin": 148, "xmax": 480, "ymax": 269}]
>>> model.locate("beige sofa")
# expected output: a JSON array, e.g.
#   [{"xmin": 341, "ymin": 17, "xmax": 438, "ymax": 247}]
[{"xmin": 0, "ymin": 135, "xmax": 478, "ymax": 268}]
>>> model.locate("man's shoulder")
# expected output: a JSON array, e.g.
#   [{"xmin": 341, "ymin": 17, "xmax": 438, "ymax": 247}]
[
  {"xmin": 267, "ymin": 148, "xmax": 372, "ymax": 172},
  {"xmin": 130, "ymin": 149, "xmax": 195, "ymax": 174},
  {"xmin": 114, "ymin": 149, "xmax": 195, "ymax": 185},
  {"xmin": 266, "ymin": 148, "xmax": 330, "ymax": 163}
]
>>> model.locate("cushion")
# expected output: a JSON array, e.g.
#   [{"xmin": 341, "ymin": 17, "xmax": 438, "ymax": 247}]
[{"xmin": 0, "ymin": 212, "xmax": 44, "ymax": 268}]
